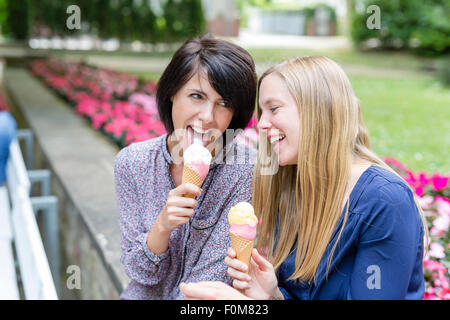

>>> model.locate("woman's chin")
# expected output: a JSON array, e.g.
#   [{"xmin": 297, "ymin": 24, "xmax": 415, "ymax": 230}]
[{"xmin": 277, "ymin": 152, "xmax": 297, "ymax": 167}]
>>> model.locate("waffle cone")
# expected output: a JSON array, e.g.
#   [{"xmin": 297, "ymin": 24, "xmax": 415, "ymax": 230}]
[
  {"xmin": 182, "ymin": 164, "xmax": 203, "ymax": 198},
  {"xmin": 229, "ymin": 232, "xmax": 254, "ymax": 269}
]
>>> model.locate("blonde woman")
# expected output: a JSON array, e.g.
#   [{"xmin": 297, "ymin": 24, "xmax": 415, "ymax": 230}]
[{"xmin": 180, "ymin": 56, "xmax": 429, "ymax": 300}]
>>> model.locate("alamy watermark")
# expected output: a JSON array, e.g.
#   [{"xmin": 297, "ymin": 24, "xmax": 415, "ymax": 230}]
[
  {"xmin": 66, "ymin": 5, "xmax": 81, "ymax": 30},
  {"xmin": 366, "ymin": 5, "xmax": 381, "ymax": 30},
  {"xmin": 366, "ymin": 265, "xmax": 381, "ymax": 290},
  {"xmin": 66, "ymin": 265, "xmax": 81, "ymax": 290}
]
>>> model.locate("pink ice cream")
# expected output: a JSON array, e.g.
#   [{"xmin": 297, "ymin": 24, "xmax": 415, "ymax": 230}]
[
  {"xmin": 187, "ymin": 162, "xmax": 209, "ymax": 180},
  {"xmin": 183, "ymin": 141, "xmax": 212, "ymax": 180},
  {"xmin": 228, "ymin": 202, "xmax": 258, "ymax": 241}
]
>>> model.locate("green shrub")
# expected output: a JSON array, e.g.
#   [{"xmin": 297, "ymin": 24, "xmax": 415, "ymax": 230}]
[
  {"xmin": 350, "ymin": 0, "xmax": 449, "ymax": 56},
  {"xmin": 1, "ymin": 0, "xmax": 205, "ymax": 43},
  {"xmin": 411, "ymin": 2, "xmax": 450, "ymax": 56}
]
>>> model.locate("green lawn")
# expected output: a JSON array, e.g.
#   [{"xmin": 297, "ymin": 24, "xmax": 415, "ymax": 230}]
[
  {"xmin": 351, "ymin": 73, "xmax": 450, "ymax": 174},
  {"xmin": 247, "ymin": 48, "xmax": 436, "ymax": 71}
]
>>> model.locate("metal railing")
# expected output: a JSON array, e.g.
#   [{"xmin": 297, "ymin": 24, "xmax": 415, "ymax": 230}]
[{"xmin": 4, "ymin": 129, "xmax": 59, "ymax": 299}]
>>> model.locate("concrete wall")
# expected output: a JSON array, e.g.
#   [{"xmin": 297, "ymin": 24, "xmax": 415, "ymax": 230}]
[{"xmin": 4, "ymin": 67, "xmax": 130, "ymax": 299}]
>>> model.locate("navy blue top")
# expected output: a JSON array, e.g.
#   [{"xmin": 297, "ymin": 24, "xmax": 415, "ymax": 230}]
[{"xmin": 277, "ymin": 165, "xmax": 425, "ymax": 300}]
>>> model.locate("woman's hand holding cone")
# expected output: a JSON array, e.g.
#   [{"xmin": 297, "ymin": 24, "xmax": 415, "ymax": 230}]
[
  {"xmin": 225, "ymin": 247, "xmax": 280, "ymax": 300},
  {"xmin": 157, "ymin": 183, "xmax": 202, "ymax": 233}
]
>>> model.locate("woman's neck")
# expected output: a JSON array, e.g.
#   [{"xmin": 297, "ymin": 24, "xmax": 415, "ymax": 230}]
[{"xmin": 342, "ymin": 156, "xmax": 373, "ymax": 210}]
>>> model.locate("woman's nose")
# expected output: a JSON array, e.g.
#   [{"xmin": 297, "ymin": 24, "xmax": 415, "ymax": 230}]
[
  {"xmin": 198, "ymin": 102, "xmax": 214, "ymax": 124},
  {"xmin": 257, "ymin": 115, "xmax": 272, "ymax": 131}
]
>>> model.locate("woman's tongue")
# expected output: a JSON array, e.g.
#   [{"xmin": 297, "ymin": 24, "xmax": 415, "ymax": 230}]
[
  {"xmin": 186, "ymin": 126, "xmax": 209, "ymax": 147},
  {"xmin": 186, "ymin": 126, "xmax": 194, "ymax": 146}
]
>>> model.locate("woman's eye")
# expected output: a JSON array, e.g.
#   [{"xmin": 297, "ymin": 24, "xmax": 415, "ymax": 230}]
[
  {"xmin": 190, "ymin": 93, "xmax": 202, "ymax": 99},
  {"xmin": 270, "ymin": 106, "xmax": 279, "ymax": 113},
  {"xmin": 218, "ymin": 101, "xmax": 228, "ymax": 107}
]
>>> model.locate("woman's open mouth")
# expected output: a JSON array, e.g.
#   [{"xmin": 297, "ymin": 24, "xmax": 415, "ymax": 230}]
[
  {"xmin": 270, "ymin": 134, "xmax": 286, "ymax": 152},
  {"xmin": 186, "ymin": 125, "xmax": 215, "ymax": 147}
]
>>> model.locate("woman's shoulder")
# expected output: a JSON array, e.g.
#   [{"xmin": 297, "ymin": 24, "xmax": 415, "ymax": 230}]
[
  {"xmin": 352, "ymin": 165, "xmax": 424, "ymax": 248},
  {"xmin": 353, "ymin": 164, "xmax": 416, "ymax": 214}
]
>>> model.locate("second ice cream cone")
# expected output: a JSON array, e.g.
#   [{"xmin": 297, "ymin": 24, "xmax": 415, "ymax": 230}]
[
  {"xmin": 230, "ymin": 232, "xmax": 254, "ymax": 269},
  {"xmin": 230, "ymin": 232, "xmax": 254, "ymax": 295},
  {"xmin": 182, "ymin": 164, "xmax": 203, "ymax": 198}
]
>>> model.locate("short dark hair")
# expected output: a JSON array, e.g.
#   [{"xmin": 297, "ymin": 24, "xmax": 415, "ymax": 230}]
[{"xmin": 156, "ymin": 34, "xmax": 257, "ymax": 134}]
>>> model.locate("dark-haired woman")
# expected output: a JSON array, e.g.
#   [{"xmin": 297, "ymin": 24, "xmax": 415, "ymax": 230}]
[{"xmin": 114, "ymin": 34, "xmax": 257, "ymax": 299}]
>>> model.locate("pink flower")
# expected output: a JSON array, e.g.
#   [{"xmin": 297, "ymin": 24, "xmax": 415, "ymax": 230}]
[
  {"xmin": 92, "ymin": 113, "xmax": 108, "ymax": 130},
  {"xmin": 436, "ymin": 197, "xmax": 450, "ymax": 216},
  {"xmin": 423, "ymin": 259, "xmax": 446, "ymax": 272},
  {"xmin": 405, "ymin": 170, "xmax": 417, "ymax": 187},
  {"xmin": 414, "ymin": 186, "xmax": 424, "ymax": 197},
  {"xmin": 432, "ymin": 174, "xmax": 449, "ymax": 192},
  {"xmin": 435, "ymin": 195, "xmax": 450, "ymax": 204},
  {"xmin": 418, "ymin": 195, "xmax": 434, "ymax": 210},
  {"xmin": 423, "ymin": 287, "xmax": 439, "ymax": 300},
  {"xmin": 430, "ymin": 226, "xmax": 447, "ymax": 237},
  {"xmin": 429, "ymin": 243, "xmax": 446, "ymax": 259},
  {"xmin": 147, "ymin": 121, "xmax": 167, "ymax": 136},
  {"xmin": 125, "ymin": 123, "xmax": 156, "ymax": 145},
  {"xmin": 75, "ymin": 96, "xmax": 100, "ymax": 117},
  {"xmin": 418, "ymin": 172, "xmax": 430, "ymax": 186},
  {"xmin": 440, "ymin": 287, "xmax": 450, "ymax": 300},
  {"xmin": 432, "ymin": 214, "xmax": 449, "ymax": 233},
  {"xmin": 129, "ymin": 93, "xmax": 158, "ymax": 115},
  {"xmin": 104, "ymin": 117, "xmax": 133, "ymax": 138}
]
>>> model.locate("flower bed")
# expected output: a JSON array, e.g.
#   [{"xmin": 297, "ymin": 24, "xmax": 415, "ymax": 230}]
[
  {"xmin": 27, "ymin": 58, "xmax": 448, "ymax": 299},
  {"xmin": 30, "ymin": 58, "xmax": 165, "ymax": 148},
  {"xmin": 385, "ymin": 158, "xmax": 449, "ymax": 300},
  {"xmin": 29, "ymin": 58, "xmax": 258, "ymax": 149}
]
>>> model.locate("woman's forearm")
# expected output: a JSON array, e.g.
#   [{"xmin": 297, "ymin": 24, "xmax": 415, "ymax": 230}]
[{"xmin": 146, "ymin": 215, "xmax": 172, "ymax": 254}]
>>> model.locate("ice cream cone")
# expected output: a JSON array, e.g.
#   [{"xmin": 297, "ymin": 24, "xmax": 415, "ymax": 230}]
[
  {"xmin": 230, "ymin": 232, "xmax": 254, "ymax": 295},
  {"xmin": 182, "ymin": 164, "xmax": 203, "ymax": 198},
  {"xmin": 230, "ymin": 232, "xmax": 254, "ymax": 269}
]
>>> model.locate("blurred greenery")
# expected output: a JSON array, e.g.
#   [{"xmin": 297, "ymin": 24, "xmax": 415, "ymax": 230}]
[
  {"xmin": 0, "ymin": 0, "xmax": 205, "ymax": 42},
  {"xmin": 0, "ymin": 0, "xmax": 31, "ymax": 40},
  {"xmin": 350, "ymin": 0, "xmax": 450, "ymax": 56},
  {"xmin": 437, "ymin": 56, "xmax": 450, "ymax": 87}
]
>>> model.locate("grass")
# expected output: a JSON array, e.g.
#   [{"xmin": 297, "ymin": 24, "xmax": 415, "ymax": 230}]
[
  {"xmin": 351, "ymin": 73, "xmax": 450, "ymax": 174},
  {"xmin": 247, "ymin": 48, "xmax": 437, "ymax": 71}
]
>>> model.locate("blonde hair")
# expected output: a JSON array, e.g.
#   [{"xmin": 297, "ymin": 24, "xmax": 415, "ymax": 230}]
[{"xmin": 253, "ymin": 56, "xmax": 429, "ymax": 283}]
